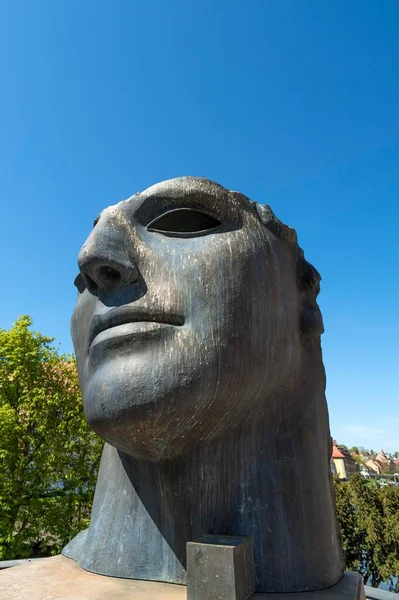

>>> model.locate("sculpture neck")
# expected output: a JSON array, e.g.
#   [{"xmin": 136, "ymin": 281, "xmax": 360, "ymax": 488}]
[
  {"xmin": 74, "ymin": 423, "xmax": 265, "ymax": 584},
  {"xmin": 63, "ymin": 383, "xmax": 344, "ymax": 591}
]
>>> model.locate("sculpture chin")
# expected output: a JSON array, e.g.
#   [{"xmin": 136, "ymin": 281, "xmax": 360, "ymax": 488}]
[
  {"xmin": 84, "ymin": 400, "xmax": 239, "ymax": 462},
  {"xmin": 82, "ymin": 362, "xmax": 274, "ymax": 462},
  {"xmin": 80, "ymin": 372, "xmax": 216, "ymax": 461},
  {"xmin": 85, "ymin": 410, "xmax": 196, "ymax": 461}
]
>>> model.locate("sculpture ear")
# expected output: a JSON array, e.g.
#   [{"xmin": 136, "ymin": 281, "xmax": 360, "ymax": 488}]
[
  {"xmin": 255, "ymin": 203, "xmax": 298, "ymax": 246},
  {"xmin": 300, "ymin": 303, "xmax": 324, "ymax": 341},
  {"xmin": 297, "ymin": 257, "xmax": 324, "ymax": 343},
  {"xmin": 255, "ymin": 201, "xmax": 323, "ymax": 344}
]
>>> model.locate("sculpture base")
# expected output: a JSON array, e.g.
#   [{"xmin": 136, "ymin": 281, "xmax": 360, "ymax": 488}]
[{"xmin": 0, "ymin": 555, "xmax": 365, "ymax": 600}]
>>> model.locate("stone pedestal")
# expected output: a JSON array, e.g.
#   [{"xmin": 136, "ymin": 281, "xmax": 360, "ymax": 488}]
[
  {"xmin": 0, "ymin": 555, "xmax": 365, "ymax": 600},
  {"xmin": 187, "ymin": 535, "xmax": 255, "ymax": 600}
]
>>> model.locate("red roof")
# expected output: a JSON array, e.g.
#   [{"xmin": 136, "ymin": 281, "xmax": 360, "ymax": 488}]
[{"xmin": 332, "ymin": 445, "xmax": 345, "ymax": 459}]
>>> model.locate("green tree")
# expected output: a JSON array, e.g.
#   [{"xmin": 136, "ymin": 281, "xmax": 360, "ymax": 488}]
[
  {"xmin": 334, "ymin": 475, "xmax": 399, "ymax": 590},
  {"xmin": 0, "ymin": 316, "xmax": 103, "ymax": 560}
]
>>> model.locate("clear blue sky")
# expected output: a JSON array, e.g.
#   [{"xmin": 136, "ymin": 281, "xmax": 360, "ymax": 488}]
[{"xmin": 1, "ymin": 1, "xmax": 398, "ymax": 452}]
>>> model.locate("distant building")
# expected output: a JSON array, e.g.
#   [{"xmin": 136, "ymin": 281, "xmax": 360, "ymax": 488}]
[
  {"xmin": 332, "ymin": 441, "xmax": 357, "ymax": 480},
  {"xmin": 365, "ymin": 458, "xmax": 382, "ymax": 475},
  {"xmin": 375, "ymin": 450, "xmax": 395, "ymax": 473}
]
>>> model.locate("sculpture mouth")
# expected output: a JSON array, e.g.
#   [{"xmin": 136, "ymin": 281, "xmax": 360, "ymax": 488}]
[{"xmin": 88, "ymin": 307, "xmax": 184, "ymax": 348}]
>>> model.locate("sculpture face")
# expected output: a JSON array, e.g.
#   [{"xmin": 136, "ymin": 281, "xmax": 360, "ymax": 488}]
[{"xmin": 72, "ymin": 177, "xmax": 304, "ymax": 460}]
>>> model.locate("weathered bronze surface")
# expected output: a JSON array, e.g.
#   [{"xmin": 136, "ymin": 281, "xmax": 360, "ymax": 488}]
[{"xmin": 62, "ymin": 177, "xmax": 344, "ymax": 592}]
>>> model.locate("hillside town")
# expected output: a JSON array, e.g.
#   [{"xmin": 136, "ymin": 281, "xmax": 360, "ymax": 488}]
[{"xmin": 331, "ymin": 440, "xmax": 399, "ymax": 481}]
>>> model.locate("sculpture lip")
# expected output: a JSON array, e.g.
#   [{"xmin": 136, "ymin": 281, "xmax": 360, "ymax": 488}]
[{"xmin": 88, "ymin": 307, "xmax": 185, "ymax": 347}]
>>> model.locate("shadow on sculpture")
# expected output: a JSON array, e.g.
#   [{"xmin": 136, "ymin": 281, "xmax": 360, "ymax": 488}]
[{"xmin": 62, "ymin": 177, "xmax": 345, "ymax": 593}]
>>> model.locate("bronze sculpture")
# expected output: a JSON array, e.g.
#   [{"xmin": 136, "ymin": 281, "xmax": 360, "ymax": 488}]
[{"xmin": 63, "ymin": 177, "xmax": 344, "ymax": 593}]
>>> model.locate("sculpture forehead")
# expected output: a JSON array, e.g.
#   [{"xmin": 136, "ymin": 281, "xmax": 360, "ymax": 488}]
[
  {"xmin": 98, "ymin": 177, "xmax": 252, "ymax": 223},
  {"xmin": 139, "ymin": 176, "xmax": 231, "ymax": 199}
]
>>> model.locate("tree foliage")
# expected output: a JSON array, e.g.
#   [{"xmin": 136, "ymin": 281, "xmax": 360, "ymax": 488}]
[
  {"xmin": 334, "ymin": 475, "xmax": 399, "ymax": 590},
  {"xmin": 0, "ymin": 316, "xmax": 103, "ymax": 560}
]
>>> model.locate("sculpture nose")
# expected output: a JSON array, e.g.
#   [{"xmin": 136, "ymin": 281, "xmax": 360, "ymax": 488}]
[{"xmin": 78, "ymin": 249, "xmax": 139, "ymax": 294}]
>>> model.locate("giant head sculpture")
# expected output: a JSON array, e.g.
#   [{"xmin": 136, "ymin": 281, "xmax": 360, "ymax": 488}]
[{"xmin": 64, "ymin": 177, "xmax": 344, "ymax": 593}]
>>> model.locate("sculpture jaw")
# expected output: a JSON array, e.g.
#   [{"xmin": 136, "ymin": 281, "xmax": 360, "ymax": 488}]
[{"xmin": 80, "ymin": 325, "xmax": 300, "ymax": 461}]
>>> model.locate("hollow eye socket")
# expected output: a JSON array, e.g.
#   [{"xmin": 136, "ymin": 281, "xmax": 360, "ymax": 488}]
[
  {"xmin": 74, "ymin": 273, "xmax": 86, "ymax": 294},
  {"xmin": 147, "ymin": 208, "xmax": 221, "ymax": 236}
]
